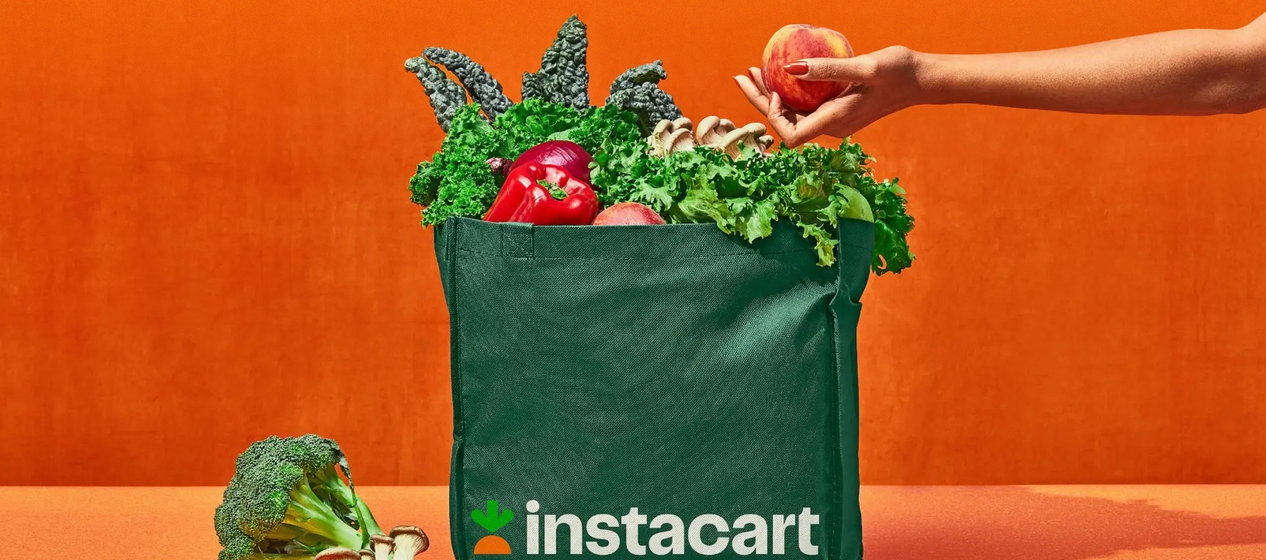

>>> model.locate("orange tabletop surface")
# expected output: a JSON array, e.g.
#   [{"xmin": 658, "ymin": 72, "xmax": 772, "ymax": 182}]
[{"xmin": 2, "ymin": 486, "xmax": 1264, "ymax": 560}]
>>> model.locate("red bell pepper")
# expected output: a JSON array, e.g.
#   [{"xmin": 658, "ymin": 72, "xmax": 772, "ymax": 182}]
[{"xmin": 483, "ymin": 163, "xmax": 599, "ymax": 225}]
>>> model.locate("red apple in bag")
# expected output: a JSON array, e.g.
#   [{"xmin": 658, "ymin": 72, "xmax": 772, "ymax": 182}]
[
  {"xmin": 593, "ymin": 202, "xmax": 667, "ymax": 226},
  {"xmin": 762, "ymin": 24, "xmax": 854, "ymax": 112}
]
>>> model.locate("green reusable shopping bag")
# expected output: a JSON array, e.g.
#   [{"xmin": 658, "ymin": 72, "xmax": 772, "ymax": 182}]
[{"xmin": 434, "ymin": 216, "xmax": 874, "ymax": 560}]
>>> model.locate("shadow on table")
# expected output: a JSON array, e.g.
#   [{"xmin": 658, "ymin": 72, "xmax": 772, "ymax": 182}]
[{"xmin": 863, "ymin": 486, "xmax": 1266, "ymax": 560}]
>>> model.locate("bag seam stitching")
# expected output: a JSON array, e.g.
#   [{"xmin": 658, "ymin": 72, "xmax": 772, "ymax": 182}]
[{"xmin": 447, "ymin": 220, "xmax": 468, "ymax": 560}]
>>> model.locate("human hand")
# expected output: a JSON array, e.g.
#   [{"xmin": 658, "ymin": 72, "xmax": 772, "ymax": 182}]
[{"xmin": 734, "ymin": 46, "xmax": 922, "ymax": 147}]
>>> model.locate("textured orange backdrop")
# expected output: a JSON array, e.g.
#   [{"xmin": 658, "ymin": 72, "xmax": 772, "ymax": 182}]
[{"xmin": 2, "ymin": 0, "xmax": 1264, "ymax": 486}]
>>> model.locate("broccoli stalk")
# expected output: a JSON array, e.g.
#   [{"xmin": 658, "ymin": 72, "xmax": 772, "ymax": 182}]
[
  {"xmin": 309, "ymin": 463, "xmax": 382, "ymax": 537},
  {"xmin": 219, "ymin": 533, "xmax": 325, "ymax": 560},
  {"xmin": 286, "ymin": 476, "xmax": 365, "ymax": 548}
]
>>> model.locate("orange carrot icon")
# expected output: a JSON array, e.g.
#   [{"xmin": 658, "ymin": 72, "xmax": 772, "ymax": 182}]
[{"xmin": 471, "ymin": 500, "xmax": 513, "ymax": 555}]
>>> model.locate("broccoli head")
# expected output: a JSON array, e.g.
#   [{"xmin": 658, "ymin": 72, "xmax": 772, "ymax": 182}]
[{"xmin": 214, "ymin": 435, "xmax": 383, "ymax": 560}]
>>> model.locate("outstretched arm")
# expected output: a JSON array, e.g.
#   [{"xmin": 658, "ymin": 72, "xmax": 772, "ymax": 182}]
[
  {"xmin": 920, "ymin": 12, "xmax": 1266, "ymax": 115},
  {"xmin": 737, "ymin": 13, "xmax": 1266, "ymax": 146}
]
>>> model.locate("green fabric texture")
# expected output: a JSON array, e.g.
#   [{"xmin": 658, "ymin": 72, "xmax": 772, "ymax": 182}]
[{"xmin": 435, "ymin": 217, "xmax": 874, "ymax": 560}]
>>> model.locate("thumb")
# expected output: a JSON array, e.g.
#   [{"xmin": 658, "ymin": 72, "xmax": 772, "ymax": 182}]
[{"xmin": 785, "ymin": 56, "xmax": 877, "ymax": 83}]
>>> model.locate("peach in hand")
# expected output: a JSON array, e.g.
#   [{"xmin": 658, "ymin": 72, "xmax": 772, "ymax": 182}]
[{"xmin": 762, "ymin": 24, "xmax": 854, "ymax": 112}]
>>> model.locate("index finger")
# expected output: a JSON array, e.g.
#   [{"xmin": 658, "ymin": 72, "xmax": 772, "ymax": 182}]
[{"xmin": 735, "ymin": 74, "xmax": 770, "ymax": 115}]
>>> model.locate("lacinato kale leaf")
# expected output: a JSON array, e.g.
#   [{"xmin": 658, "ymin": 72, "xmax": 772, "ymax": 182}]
[
  {"xmin": 404, "ymin": 57, "xmax": 468, "ymax": 131},
  {"xmin": 609, "ymin": 61, "xmax": 668, "ymax": 96},
  {"xmin": 606, "ymin": 61, "xmax": 683, "ymax": 133},
  {"xmin": 423, "ymin": 47, "xmax": 512, "ymax": 119},
  {"xmin": 521, "ymin": 15, "xmax": 589, "ymax": 110}
]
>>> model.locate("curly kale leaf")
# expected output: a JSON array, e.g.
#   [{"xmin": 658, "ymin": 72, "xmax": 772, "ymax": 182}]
[
  {"xmin": 409, "ymin": 101, "xmax": 643, "ymax": 225},
  {"xmin": 405, "ymin": 57, "xmax": 468, "ymax": 131},
  {"xmin": 609, "ymin": 61, "xmax": 668, "ymax": 96},
  {"xmin": 423, "ymin": 47, "xmax": 512, "ymax": 119},
  {"xmin": 587, "ymin": 131, "xmax": 915, "ymax": 272},
  {"xmin": 801, "ymin": 141, "xmax": 915, "ymax": 273},
  {"xmin": 409, "ymin": 104, "xmax": 504, "ymax": 224},
  {"xmin": 521, "ymin": 15, "xmax": 589, "ymax": 110},
  {"xmin": 491, "ymin": 98, "xmax": 587, "ymax": 153},
  {"xmin": 564, "ymin": 104, "xmax": 643, "ymax": 157}
]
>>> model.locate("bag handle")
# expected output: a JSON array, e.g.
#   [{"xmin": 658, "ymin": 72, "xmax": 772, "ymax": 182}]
[{"xmin": 500, "ymin": 223, "xmax": 535, "ymax": 259}]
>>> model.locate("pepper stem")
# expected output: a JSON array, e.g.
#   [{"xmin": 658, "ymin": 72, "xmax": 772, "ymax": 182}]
[{"xmin": 537, "ymin": 179, "xmax": 568, "ymax": 200}]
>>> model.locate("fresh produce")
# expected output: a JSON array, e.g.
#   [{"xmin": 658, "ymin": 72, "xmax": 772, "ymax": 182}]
[
  {"xmin": 594, "ymin": 202, "xmax": 667, "ymax": 226},
  {"xmin": 484, "ymin": 163, "xmax": 599, "ymax": 225},
  {"xmin": 213, "ymin": 435, "xmax": 430, "ymax": 560},
  {"xmin": 762, "ymin": 24, "xmax": 854, "ymax": 112},
  {"xmin": 405, "ymin": 16, "xmax": 914, "ymax": 273},
  {"xmin": 510, "ymin": 140, "xmax": 594, "ymax": 182},
  {"xmin": 407, "ymin": 101, "xmax": 637, "ymax": 226}
]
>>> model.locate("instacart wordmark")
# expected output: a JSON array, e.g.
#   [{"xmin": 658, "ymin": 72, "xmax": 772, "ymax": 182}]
[{"xmin": 472, "ymin": 500, "xmax": 821, "ymax": 556}]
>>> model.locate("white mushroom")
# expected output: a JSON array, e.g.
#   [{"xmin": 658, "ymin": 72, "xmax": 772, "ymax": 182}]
[
  {"xmin": 315, "ymin": 548, "xmax": 363, "ymax": 560},
  {"xmin": 371, "ymin": 534, "xmax": 394, "ymax": 560},
  {"xmin": 695, "ymin": 115, "xmax": 731, "ymax": 146},
  {"xmin": 716, "ymin": 128, "xmax": 762, "ymax": 159},
  {"xmin": 652, "ymin": 120, "xmax": 673, "ymax": 140},
  {"xmin": 389, "ymin": 526, "xmax": 430, "ymax": 559},
  {"xmin": 695, "ymin": 115, "xmax": 718, "ymax": 135},
  {"xmin": 650, "ymin": 119, "xmax": 696, "ymax": 156},
  {"xmin": 665, "ymin": 128, "xmax": 695, "ymax": 153},
  {"xmin": 649, "ymin": 115, "xmax": 775, "ymax": 159}
]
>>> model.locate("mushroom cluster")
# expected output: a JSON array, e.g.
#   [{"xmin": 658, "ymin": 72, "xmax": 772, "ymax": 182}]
[
  {"xmin": 649, "ymin": 116, "xmax": 775, "ymax": 159},
  {"xmin": 314, "ymin": 526, "xmax": 430, "ymax": 560}
]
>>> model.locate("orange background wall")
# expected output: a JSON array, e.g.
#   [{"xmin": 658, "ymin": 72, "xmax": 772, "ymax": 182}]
[{"xmin": 2, "ymin": 0, "xmax": 1264, "ymax": 486}]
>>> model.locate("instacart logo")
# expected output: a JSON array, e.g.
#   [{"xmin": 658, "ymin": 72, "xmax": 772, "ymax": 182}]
[
  {"xmin": 473, "ymin": 499, "xmax": 821, "ymax": 556},
  {"xmin": 473, "ymin": 500, "xmax": 515, "ymax": 555}
]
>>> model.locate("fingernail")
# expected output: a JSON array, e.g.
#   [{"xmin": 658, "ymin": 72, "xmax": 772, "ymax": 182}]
[{"xmin": 784, "ymin": 61, "xmax": 808, "ymax": 75}]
